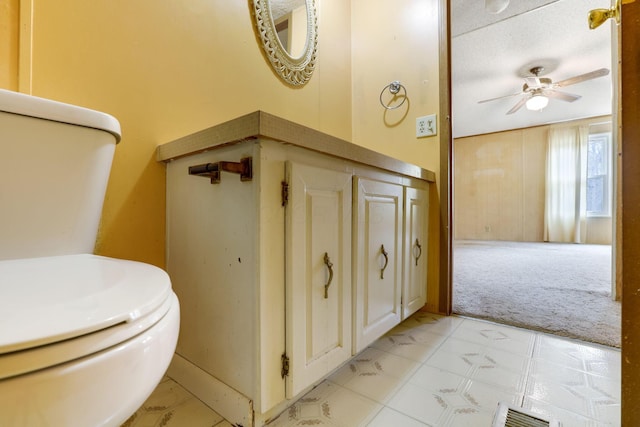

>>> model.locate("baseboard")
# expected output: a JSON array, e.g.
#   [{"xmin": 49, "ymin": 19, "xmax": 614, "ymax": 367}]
[{"xmin": 167, "ymin": 353, "xmax": 253, "ymax": 427}]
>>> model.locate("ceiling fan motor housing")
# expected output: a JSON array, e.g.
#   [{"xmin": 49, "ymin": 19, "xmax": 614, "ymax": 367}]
[{"xmin": 523, "ymin": 77, "xmax": 552, "ymax": 91}]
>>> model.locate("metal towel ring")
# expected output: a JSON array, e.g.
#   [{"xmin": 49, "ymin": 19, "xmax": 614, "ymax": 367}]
[{"xmin": 379, "ymin": 81, "xmax": 407, "ymax": 110}]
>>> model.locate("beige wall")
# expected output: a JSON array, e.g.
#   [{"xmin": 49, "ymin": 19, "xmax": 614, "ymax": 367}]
[
  {"xmin": 0, "ymin": 0, "xmax": 19, "ymax": 90},
  {"xmin": 2, "ymin": 0, "xmax": 443, "ymax": 305},
  {"xmin": 351, "ymin": 0, "xmax": 441, "ymax": 176},
  {"xmin": 14, "ymin": 0, "xmax": 354, "ymax": 267},
  {"xmin": 454, "ymin": 116, "xmax": 613, "ymax": 244},
  {"xmin": 351, "ymin": 0, "xmax": 442, "ymax": 310}
]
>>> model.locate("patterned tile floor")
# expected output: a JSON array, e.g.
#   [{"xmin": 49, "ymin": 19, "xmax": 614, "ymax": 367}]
[{"xmin": 124, "ymin": 313, "xmax": 620, "ymax": 426}]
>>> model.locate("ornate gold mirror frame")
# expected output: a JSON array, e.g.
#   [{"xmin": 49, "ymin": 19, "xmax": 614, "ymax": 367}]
[{"xmin": 252, "ymin": 0, "xmax": 318, "ymax": 86}]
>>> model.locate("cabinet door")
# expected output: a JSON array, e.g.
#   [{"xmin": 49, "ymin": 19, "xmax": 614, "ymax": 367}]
[
  {"xmin": 285, "ymin": 162, "xmax": 352, "ymax": 398},
  {"xmin": 403, "ymin": 186, "xmax": 429, "ymax": 319},
  {"xmin": 353, "ymin": 177, "xmax": 403, "ymax": 353}
]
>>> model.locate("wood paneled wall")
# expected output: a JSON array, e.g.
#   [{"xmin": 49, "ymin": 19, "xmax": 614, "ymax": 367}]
[{"xmin": 454, "ymin": 117, "xmax": 612, "ymax": 244}]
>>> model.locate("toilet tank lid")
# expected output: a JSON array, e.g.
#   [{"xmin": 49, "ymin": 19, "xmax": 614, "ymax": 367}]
[
  {"xmin": 0, "ymin": 255, "xmax": 171, "ymax": 354},
  {"xmin": 0, "ymin": 89, "xmax": 121, "ymax": 143}
]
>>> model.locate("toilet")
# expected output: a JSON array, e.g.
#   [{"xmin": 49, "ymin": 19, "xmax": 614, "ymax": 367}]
[{"xmin": 0, "ymin": 89, "xmax": 180, "ymax": 426}]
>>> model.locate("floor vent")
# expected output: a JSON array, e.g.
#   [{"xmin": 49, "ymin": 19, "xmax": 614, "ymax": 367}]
[{"xmin": 493, "ymin": 402, "xmax": 560, "ymax": 427}]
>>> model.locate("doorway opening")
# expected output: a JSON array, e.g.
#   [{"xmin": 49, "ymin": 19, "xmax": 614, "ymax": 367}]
[{"xmin": 449, "ymin": 0, "xmax": 620, "ymax": 348}]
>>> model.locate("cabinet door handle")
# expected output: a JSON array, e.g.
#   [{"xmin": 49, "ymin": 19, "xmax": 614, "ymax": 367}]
[
  {"xmin": 380, "ymin": 245, "xmax": 389, "ymax": 279},
  {"xmin": 414, "ymin": 238, "xmax": 422, "ymax": 266},
  {"xmin": 324, "ymin": 252, "xmax": 334, "ymax": 299}
]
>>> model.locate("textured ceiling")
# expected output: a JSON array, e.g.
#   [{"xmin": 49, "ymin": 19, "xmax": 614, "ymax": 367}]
[
  {"xmin": 452, "ymin": 0, "xmax": 559, "ymax": 36},
  {"xmin": 452, "ymin": 0, "xmax": 614, "ymax": 138},
  {"xmin": 270, "ymin": 0, "xmax": 306, "ymax": 21}
]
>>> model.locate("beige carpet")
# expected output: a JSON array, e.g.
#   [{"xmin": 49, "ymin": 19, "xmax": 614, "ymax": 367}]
[{"xmin": 453, "ymin": 240, "xmax": 621, "ymax": 348}]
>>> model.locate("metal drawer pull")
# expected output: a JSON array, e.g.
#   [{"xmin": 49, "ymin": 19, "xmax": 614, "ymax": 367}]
[
  {"xmin": 324, "ymin": 252, "xmax": 334, "ymax": 299},
  {"xmin": 414, "ymin": 238, "xmax": 422, "ymax": 266},
  {"xmin": 188, "ymin": 157, "xmax": 253, "ymax": 184},
  {"xmin": 380, "ymin": 245, "xmax": 389, "ymax": 279}
]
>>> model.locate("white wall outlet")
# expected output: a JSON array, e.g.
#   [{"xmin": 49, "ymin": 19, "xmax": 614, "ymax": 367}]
[{"xmin": 416, "ymin": 114, "xmax": 437, "ymax": 137}]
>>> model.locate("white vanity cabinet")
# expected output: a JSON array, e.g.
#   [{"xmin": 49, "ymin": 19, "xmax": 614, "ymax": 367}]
[
  {"xmin": 164, "ymin": 141, "xmax": 285, "ymax": 426},
  {"xmin": 353, "ymin": 177, "xmax": 404, "ymax": 352},
  {"xmin": 285, "ymin": 161, "xmax": 353, "ymax": 398},
  {"xmin": 158, "ymin": 111, "xmax": 435, "ymax": 427},
  {"xmin": 352, "ymin": 178, "xmax": 430, "ymax": 352},
  {"xmin": 403, "ymin": 187, "xmax": 429, "ymax": 319}
]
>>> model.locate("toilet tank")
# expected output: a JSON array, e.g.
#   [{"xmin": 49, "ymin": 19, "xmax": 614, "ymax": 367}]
[{"xmin": 0, "ymin": 89, "xmax": 122, "ymax": 260}]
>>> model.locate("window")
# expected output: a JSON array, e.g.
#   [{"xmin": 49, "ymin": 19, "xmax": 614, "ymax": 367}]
[{"xmin": 586, "ymin": 132, "xmax": 612, "ymax": 216}]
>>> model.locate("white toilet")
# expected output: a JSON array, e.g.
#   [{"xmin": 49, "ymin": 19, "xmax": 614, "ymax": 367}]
[{"xmin": 0, "ymin": 89, "xmax": 180, "ymax": 426}]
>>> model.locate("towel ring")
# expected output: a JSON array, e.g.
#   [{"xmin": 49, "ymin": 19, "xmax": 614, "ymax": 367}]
[{"xmin": 379, "ymin": 81, "xmax": 407, "ymax": 110}]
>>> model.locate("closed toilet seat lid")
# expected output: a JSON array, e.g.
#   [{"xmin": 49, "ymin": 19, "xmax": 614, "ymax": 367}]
[{"xmin": 0, "ymin": 254, "xmax": 172, "ymax": 355}]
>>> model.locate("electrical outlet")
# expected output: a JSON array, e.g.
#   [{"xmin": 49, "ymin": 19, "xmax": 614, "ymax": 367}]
[{"xmin": 416, "ymin": 114, "xmax": 437, "ymax": 137}]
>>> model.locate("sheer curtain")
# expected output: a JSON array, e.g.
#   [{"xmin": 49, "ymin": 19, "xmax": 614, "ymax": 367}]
[{"xmin": 544, "ymin": 125, "xmax": 589, "ymax": 243}]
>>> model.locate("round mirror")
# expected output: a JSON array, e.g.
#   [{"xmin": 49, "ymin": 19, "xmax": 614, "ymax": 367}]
[
  {"xmin": 270, "ymin": 0, "xmax": 308, "ymax": 58},
  {"xmin": 252, "ymin": 0, "xmax": 318, "ymax": 86}
]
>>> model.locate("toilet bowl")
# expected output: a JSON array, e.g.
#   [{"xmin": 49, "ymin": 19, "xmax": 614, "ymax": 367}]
[{"xmin": 0, "ymin": 89, "xmax": 179, "ymax": 426}]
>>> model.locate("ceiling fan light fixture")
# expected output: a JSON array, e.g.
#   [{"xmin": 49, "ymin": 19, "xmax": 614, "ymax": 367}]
[
  {"xmin": 526, "ymin": 94, "xmax": 549, "ymax": 111},
  {"xmin": 485, "ymin": 0, "xmax": 510, "ymax": 14}
]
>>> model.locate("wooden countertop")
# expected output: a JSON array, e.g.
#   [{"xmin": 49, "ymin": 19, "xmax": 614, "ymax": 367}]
[{"xmin": 156, "ymin": 111, "xmax": 436, "ymax": 182}]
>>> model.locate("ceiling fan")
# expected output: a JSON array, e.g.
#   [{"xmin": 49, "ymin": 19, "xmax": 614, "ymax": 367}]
[{"xmin": 478, "ymin": 66, "xmax": 610, "ymax": 115}]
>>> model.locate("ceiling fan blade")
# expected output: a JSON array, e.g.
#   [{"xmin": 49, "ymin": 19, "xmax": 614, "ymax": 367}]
[
  {"xmin": 478, "ymin": 91, "xmax": 522, "ymax": 104},
  {"xmin": 554, "ymin": 68, "xmax": 610, "ymax": 87},
  {"xmin": 506, "ymin": 97, "xmax": 528, "ymax": 115},
  {"xmin": 544, "ymin": 89, "xmax": 582, "ymax": 102}
]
